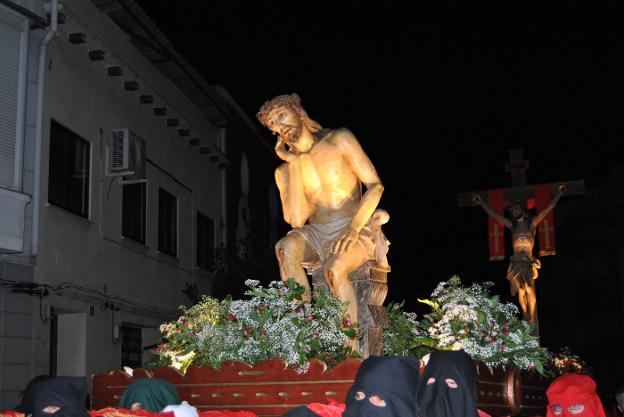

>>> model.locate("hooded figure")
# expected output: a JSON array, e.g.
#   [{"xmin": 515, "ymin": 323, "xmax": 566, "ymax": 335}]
[
  {"xmin": 118, "ymin": 378, "xmax": 180, "ymax": 412},
  {"xmin": 416, "ymin": 350, "xmax": 478, "ymax": 417},
  {"xmin": 14, "ymin": 376, "xmax": 89, "ymax": 417},
  {"xmin": 342, "ymin": 355, "xmax": 421, "ymax": 417},
  {"xmin": 546, "ymin": 373, "xmax": 606, "ymax": 417}
]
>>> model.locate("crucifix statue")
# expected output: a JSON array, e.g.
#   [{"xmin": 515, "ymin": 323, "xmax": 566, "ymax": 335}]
[{"xmin": 458, "ymin": 149, "xmax": 584, "ymax": 328}]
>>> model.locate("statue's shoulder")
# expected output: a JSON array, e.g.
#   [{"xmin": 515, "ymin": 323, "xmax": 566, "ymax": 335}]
[
  {"xmin": 322, "ymin": 127, "xmax": 357, "ymax": 144},
  {"xmin": 275, "ymin": 162, "xmax": 288, "ymax": 176}
]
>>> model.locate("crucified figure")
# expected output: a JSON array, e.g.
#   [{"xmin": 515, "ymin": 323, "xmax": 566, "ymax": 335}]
[{"xmin": 472, "ymin": 185, "xmax": 566, "ymax": 323}]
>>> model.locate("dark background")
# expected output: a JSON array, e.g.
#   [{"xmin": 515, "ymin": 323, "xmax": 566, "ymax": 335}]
[{"xmin": 134, "ymin": 0, "xmax": 624, "ymax": 395}]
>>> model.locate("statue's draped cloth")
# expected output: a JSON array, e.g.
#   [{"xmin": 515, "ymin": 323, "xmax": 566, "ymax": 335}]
[{"xmin": 288, "ymin": 209, "xmax": 390, "ymax": 275}]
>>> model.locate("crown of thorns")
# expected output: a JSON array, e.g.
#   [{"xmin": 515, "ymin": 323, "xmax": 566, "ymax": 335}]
[{"xmin": 256, "ymin": 93, "xmax": 301, "ymax": 126}]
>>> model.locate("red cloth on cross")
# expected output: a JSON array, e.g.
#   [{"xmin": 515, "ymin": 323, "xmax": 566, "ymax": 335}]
[
  {"xmin": 535, "ymin": 183, "xmax": 557, "ymax": 256},
  {"xmin": 487, "ymin": 189, "xmax": 506, "ymax": 261}
]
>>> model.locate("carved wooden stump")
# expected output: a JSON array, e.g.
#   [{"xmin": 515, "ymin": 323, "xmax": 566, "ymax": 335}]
[{"xmin": 311, "ymin": 262, "xmax": 390, "ymax": 358}]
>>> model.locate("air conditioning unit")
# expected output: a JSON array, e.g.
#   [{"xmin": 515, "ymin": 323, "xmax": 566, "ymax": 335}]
[{"xmin": 109, "ymin": 128, "xmax": 146, "ymax": 180}]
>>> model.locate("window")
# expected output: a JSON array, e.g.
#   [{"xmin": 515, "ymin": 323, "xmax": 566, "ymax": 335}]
[
  {"xmin": 0, "ymin": 14, "xmax": 24, "ymax": 188},
  {"xmin": 122, "ymin": 182, "xmax": 146, "ymax": 243},
  {"xmin": 158, "ymin": 188, "xmax": 177, "ymax": 257},
  {"xmin": 48, "ymin": 120, "xmax": 90, "ymax": 217},
  {"xmin": 197, "ymin": 212, "xmax": 215, "ymax": 270},
  {"xmin": 120, "ymin": 325, "xmax": 142, "ymax": 369}
]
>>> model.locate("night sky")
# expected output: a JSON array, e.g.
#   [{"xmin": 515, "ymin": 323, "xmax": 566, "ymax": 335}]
[{"xmin": 133, "ymin": 1, "xmax": 623, "ymax": 313}]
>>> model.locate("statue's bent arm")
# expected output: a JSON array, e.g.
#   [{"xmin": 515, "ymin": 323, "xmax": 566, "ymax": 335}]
[
  {"xmin": 333, "ymin": 128, "xmax": 384, "ymax": 233},
  {"xmin": 475, "ymin": 197, "xmax": 512, "ymax": 229},
  {"xmin": 275, "ymin": 162, "xmax": 311, "ymax": 229},
  {"xmin": 531, "ymin": 187, "xmax": 564, "ymax": 228}
]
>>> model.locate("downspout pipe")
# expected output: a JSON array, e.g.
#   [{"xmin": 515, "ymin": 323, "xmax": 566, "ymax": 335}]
[
  {"xmin": 32, "ymin": 0, "xmax": 57, "ymax": 256},
  {"xmin": 219, "ymin": 128, "xmax": 227, "ymax": 247}
]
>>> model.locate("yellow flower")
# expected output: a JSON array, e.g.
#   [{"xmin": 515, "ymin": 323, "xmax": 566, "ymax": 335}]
[{"xmin": 172, "ymin": 351, "xmax": 196, "ymax": 373}]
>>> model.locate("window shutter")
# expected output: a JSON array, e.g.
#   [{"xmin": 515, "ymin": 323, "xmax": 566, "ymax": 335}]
[{"xmin": 0, "ymin": 18, "xmax": 21, "ymax": 188}]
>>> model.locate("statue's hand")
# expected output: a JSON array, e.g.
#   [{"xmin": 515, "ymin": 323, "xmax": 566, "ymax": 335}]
[
  {"xmin": 472, "ymin": 193, "xmax": 483, "ymax": 205},
  {"xmin": 558, "ymin": 184, "xmax": 567, "ymax": 194},
  {"xmin": 275, "ymin": 139, "xmax": 296, "ymax": 162},
  {"xmin": 330, "ymin": 227, "xmax": 359, "ymax": 255}
]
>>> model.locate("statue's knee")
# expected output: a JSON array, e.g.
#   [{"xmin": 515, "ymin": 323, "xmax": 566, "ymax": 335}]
[
  {"xmin": 325, "ymin": 265, "xmax": 347, "ymax": 289},
  {"xmin": 276, "ymin": 237, "xmax": 296, "ymax": 260},
  {"xmin": 275, "ymin": 240, "xmax": 285, "ymax": 261}
]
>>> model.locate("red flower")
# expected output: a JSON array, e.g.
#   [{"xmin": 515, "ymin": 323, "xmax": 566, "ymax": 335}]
[{"xmin": 242, "ymin": 327, "xmax": 251, "ymax": 339}]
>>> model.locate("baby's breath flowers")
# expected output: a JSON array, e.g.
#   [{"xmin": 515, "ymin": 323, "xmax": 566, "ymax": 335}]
[
  {"xmin": 149, "ymin": 279, "xmax": 358, "ymax": 373},
  {"xmin": 384, "ymin": 276, "xmax": 551, "ymax": 375}
]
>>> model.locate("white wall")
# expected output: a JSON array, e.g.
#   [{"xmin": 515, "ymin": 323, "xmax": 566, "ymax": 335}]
[
  {"xmin": 0, "ymin": 288, "xmax": 33, "ymax": 411},
  {"xmin": 25, "ymin": 0, "xmax": 223, "ymax": 376},
  {"xmin": 57, "ymin": 313, "xmax": 86, "ymax": 376}
]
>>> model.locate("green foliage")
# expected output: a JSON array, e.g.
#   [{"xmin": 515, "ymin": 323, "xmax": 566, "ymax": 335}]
[
  {"xmin": 384, "ymin": 276, "xmax": 551, "ymax": 375},
  {"xmin": 147, "ymin": 279, "xmax": 359, "ymax": 373}
]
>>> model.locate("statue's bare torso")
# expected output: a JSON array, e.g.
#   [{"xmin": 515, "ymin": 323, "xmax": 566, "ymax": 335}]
[{"xmin": 288, "ymin": 131, "xmax": 362, "ymax": 225}]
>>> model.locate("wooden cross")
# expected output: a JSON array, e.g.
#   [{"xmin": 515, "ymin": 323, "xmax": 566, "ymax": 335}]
[
  {"xmin": 457, "ymin": 149, "xmax": 585, "ymax": 332},
  {"xmin": 505, "ymin": 149, "xmax": 529, "ymax": 188},
  {"xmin": 457, "ymin": 149, "xmax": 585, "ymax": 212}
]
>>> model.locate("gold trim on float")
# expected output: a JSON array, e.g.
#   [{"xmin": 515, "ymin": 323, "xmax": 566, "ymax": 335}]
[
  {"xmin": 197, "ymin": 404, "xmax": 307, "ymax": 409},
  {"xmin": 152, "ymin": 380, "xmax": 353, "ymax": 388}
]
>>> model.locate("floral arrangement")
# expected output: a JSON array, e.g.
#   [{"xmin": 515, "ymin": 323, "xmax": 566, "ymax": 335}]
[
  {"xmin": 548, "ymin": 347, "xmax": 591, "ymax": 376},
  {"xmin": 383, "ymin": 300, "xmax": 426, "ymax": 357},
  {"xmin": 148, "ymin": 279, "xmax": 358, "ymax": 373},
  {"xmin": 384, "ymin": 276, "xmax": 551, "ymax": 374}
]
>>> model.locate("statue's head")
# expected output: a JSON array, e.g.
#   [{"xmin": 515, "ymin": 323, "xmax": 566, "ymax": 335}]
[
  {"xmin": 508, "ymin": 200, "xmax": 528, "ymax": 219},
  {"xmin": 257, "ymin": 93, "xmax": 322, "ymax": 134}
]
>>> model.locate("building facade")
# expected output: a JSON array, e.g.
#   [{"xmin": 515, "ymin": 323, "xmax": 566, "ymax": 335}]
[{"xmin": 0, "ymin": 0, "xmax": 276, "ymax": 409}]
